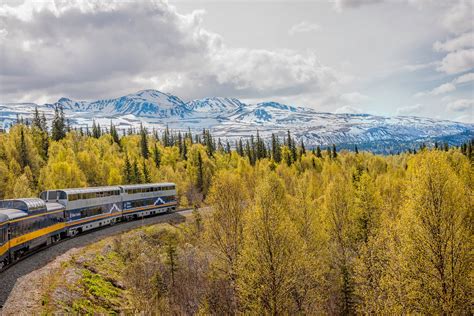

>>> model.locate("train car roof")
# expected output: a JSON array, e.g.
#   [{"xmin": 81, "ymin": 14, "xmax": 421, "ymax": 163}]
[
  {"xmin": 0, "ymin": 198, "xmax": 47, "ymax": 215},
  {"xmin": 0, "ymin": 213, "xmax": 8, "ymax": 224},
  {"xmin": 0, "ymin": 208, "xmax": 28, "ymax": 220},
  {"xmin": 48, "ymin": 186, "xmax": 121, "ymax": 195},
  {"xmin": 119, "ymin": 182, "xmax": 175, "ymax": 189},
  {"xmin": 46, "ymin": 202, "xmax": 65, "ymax": 212}
]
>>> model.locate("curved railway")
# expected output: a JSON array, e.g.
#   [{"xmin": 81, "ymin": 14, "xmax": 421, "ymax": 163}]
[{"xmin": 0, "ymin": 207, "xmax": 193, "ymax": 308}]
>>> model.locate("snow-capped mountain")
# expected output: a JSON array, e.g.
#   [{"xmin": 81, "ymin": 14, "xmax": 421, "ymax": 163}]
[
  {"xmin": 1, "ymin": 89, "xmax": 472, "ymax": 153},
  {"xmin": 53, "ymin": 90, "xmax": 191, "ymax": 118}
]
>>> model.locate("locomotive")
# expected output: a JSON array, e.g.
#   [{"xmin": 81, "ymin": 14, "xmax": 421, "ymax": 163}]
[{"xmin": 0, "ymin": 182, "xmax": 177, "ymax": 269}]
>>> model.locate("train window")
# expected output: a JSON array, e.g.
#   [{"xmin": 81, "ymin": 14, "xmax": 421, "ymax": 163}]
[
  {"xmin": 59, "ymin": 192, "xmax": 67, "ymax": 200},
  {"xmin": 40, "ymin": 192, "xmax": 47, "ymax": 201},
  {"xmin": 48, "ymin": 191, "xmax": 58, "ymax": 200}
]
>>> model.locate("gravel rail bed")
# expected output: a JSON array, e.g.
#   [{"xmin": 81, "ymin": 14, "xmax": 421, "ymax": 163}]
[{"xmin": 0, "ymin": 209, "xmax": 191, "ymax": 308}]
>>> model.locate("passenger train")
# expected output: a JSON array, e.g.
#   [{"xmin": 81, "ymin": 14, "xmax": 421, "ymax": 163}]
[{"xmin": 0, "ymin": 182, "xmax": 177, "ymax": 269}]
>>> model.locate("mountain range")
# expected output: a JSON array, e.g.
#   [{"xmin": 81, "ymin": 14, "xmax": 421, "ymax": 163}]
[{"xmin": 1, "ymin": 89, "xmax": 472, "ymax": 153}]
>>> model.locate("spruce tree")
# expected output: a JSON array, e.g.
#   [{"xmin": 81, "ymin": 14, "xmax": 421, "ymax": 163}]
[
  {"xmin": 51, "ymin": 106, "xmax": 66, "ymax": 141},
  {"xmin": 332, "ymin": 144, "xmax": 338, "ymax": 159},
  {"xmin": 143, "ymin": 161, "xmax": 151, "ymax": 183},
  {"xmin": 196, "ymin": 151, "xmax": 204, "ymax": 192},
  {"xmin": 18, "ymin": 126, "xmax": 29, "ymax": 170},
  {"xmin": 355, "ymin": 145, "xmax": 359, "ymax": 154},
  {"xmin": 316, "ymin": 146, "xmax": 322, "ymax": 158},
  {"xmin": 271, "ymin": 133, "xmax": 281, "ymax": 163},
  {"xmin": 140, "ymin": 124, "xmax": 149, "ymax": 159},
  {"xmin": 110, "ymin": 121, "xmax": 120, "ymax": 145},
  {"xmin": 123, "ymin": 153, "xmax": 132, "ymax": 184},
  {"xmin": 153, "ymin": 143, "xmax": 161, "ymax": 168},
  {"xmin": 32, "ymin": 106, "xmax": 42, "ymax": 130},
  {"xmin": 132, "ymin": 160, "xmax": 142, "ymax": 184}
]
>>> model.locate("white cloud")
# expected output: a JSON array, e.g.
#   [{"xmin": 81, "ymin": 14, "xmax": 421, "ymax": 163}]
[
  {"xmin": 402, "ymin": 61, "xmax": 438, "ymax": 72},
  {"xmin": 453, "ymin": 72, "xmax": 474, "ymax": 84},
  {"xmin": 447, "ymin": 99, "xmax": 474, "ymax": 112},
  {"xmin": 442, "ymin": 0, "xmax": 473, "ymax": 35},
  {"xmin": 0, "ymin": 0, "xmax": 346, "ymax": 103},
  {"xmin": 396, "ymin": 104, "xmax": 424, "ymax": 115},
  {"xmin": 430, "ymin": 82, "xmax": 456, "ymax": 95},
  {"xmin": 288, "ymin": 21, "xmax": 320, "ymax": 35},
  {"xmin": 414, "ymin": 82, "xmax": 456, "ymax": 98},
  {"xmin": 437, "ymin": 49, "xmax": 474, "ymax": 74},
  {"xmin": 339, "ymin": 92, "xmax": 370, "ymax": 104},
  {"xmin": 334, "ymin": 105, "xmax": 363, "ymax": 114},
  {"xmin": 433, "ymin": 32, "xmax": 474, "ymax": 52},
  {"xmin": 334, "ymin": 0, "xmax": 382, "ymax": 11}
]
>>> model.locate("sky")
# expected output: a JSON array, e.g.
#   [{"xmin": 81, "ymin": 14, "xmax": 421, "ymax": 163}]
[{"xmin": 0, "ymin": 0, "xmax": 473, "ymax": 122}]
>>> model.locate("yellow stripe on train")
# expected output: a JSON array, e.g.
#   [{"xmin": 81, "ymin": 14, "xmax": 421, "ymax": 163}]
[
  {"xmin": 9, "ymin": 223, "xmax": 66, "ymax": 249},
  {"xmin": 0, "ymin": 242, "xmax": 8, "ymax": 257}
]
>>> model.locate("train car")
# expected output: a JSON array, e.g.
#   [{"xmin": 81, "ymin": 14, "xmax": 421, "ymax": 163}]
[
  {"xmin": 0, "ymin": 213, "xmax": 9, "ymax": 269},
  {"xmin": 0, "ymin": 198, "xmax": 66, "ymax": 262},
  {"xmin": 40, "ymin": 186, "xmax": 123, "ymax": 237},
  {"xmin": 120, "ymin": 183, "xmax": 177, "ymax": 220}
]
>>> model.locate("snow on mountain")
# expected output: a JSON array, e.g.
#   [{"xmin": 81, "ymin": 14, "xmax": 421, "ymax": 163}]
[
  {"xmin": 187, "ymin": 97, "xmax": 245, "ymax": 113},
  {"xmin": 0, "ymin": 89, "xmax": 472, "ymax": 153},
  {"xmin": 53, "ymin": 89, "xmax": 190, "ymax": 118}
]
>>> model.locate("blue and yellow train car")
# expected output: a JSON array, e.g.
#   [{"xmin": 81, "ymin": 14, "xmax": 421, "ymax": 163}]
[
  {"xmin": 0, "ymin": 213, "xmax": 9, "ymax": 268},
  {"xmin": 0, "ymin": 198, "xmax": 66, "ymax": 264},
  {"xmin": 120, "ymin": 183, "xmax": 177, "ymax": 219}
]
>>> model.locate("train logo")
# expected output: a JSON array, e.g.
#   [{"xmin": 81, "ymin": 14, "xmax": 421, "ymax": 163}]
[
  {"xmin": 154, "ymin": 197, "xmax": 166, "ymax": 206},
  {"xmin": 109, "ymin": 203, "xmax": 121, "ymax": 213}
]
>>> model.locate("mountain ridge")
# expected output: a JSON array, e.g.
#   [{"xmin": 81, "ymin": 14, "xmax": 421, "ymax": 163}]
[{"xmin": 1, "ymin": 89, "xmax": 472, "ymax": 153}]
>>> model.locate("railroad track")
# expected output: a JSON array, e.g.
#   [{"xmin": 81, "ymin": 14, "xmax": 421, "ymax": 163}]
[{"xmin": 0, "ymin": 208, "xmax": 194, "ymax": 308}]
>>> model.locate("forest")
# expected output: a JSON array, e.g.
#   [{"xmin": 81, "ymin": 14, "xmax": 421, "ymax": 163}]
[{"xmin": 0, "ymin": 107, "xmax": 473, "ymax": 314}]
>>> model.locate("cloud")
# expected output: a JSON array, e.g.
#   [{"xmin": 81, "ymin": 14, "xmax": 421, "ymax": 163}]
[
  {"xmin": 453, "ymin": 72, "xmax": 474, "ymax": 84},
  {"xmin": 442, "ymin": 0, "xmax": 473, "ymax": 35},
  {"xmin": 402, "ymin": 61, "xmax": 438, "ymax": 72},
  {"xmin": 339, "ymin": 92, "xmax": 370, "ymax": 104},
  {"xmin": 334, "ymin": 105, "xmax": 363, "ymax": 114},
  {"xmin": 447, "ymin": 99, "xmax": 474, "ymax": 112},
  {"xmin": 433, "ymin": 32, "xmax": 474, "ymax": 52},
  {"xmin": 0, "ymin": 0, "xmax": 345, "ymax": 103},
  {"xmin": 396, "ymin": 104, "xmax": 424, "ymax": 115},
  {"xmin": 414, "ymin": 82, "xmax": 456, "ymax": 97},
  {"xmin": 437, "ymin": 49, "xmax": 474, "ymax": 74},
  {"xmin": 288, "ymin": 21, "xmax": 320, "ymax": 35},
  {"xmin": 430, "ymin": 83, "xmax": 456, "ymax": 95},
  {"xmin": 334, "ymin": 0, "xmax": 382, "ymax": 11}
]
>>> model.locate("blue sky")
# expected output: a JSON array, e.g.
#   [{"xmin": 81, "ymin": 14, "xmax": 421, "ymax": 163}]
[{"xmin": 0, "ymin": 0, "xmax": 473, "ymax": 122}]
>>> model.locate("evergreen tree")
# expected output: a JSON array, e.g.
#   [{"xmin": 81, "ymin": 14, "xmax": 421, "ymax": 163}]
[
  {"xmin": 300, "ymin": 139, "xmax": 306, "ymax": 158},
  {"xmin": 51, "ymin": 106, "xmax": 66, "ymax": 141},
  {"xmin": 355, "ymin": 145, "xmax": 359, "ymax": 154},
  {"xmin": 142, "ymin": 161, "xmax": 151, "ymax": 183},
  {"xmin": 316, "ymin": 146, "xmax": 322, "ymax": 158},
  {"xmin": 132, "ymin": 160, "xmax": 142, "ymax": 184},
  {"xmin": 237, "ymin": 139, "xmax": 244, "ymax": 157},
  {"xmin": 40, "ymin": 113, "xmax": 48, "ymax": 132},
  {"xmin": 18, "ymin": 126, "xmax": 30, "ymax": 170},
  {"xmin": 92, "ymin": 121, "xmax": 101, "ymax": 138},
  {"xmin": 110, "ymin": 121, "xmax": 120, "ymax": 145},
  {"xmin": 196, "ymin": 151, "xmax": 204, "ymax": 192},
  {"xmin": 32, "ymin": 106, "xmax": 42, "ymax": 130},
  {"xmin": 153, "ymin": 143, "xmax": 161, "ymax": 168},
  {"xmin": 123, "ymin": 153, "xmax": 132, "ymax": 184},
  {"xmin": 140, "ymin": 124, "xmax": 149, "ymax": 159},
  {"xmin": 271, "ymin": 133, "xmax": 281, "ymax": 163},
  {"xmin": 332, "ymin": 144, "xmax": 338, "ymax": 159}
]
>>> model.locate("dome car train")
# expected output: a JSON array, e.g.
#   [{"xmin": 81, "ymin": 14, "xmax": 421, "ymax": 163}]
[{"xmin": 0, "ymin": 182, "xmax": 177, "ymax": 269}]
